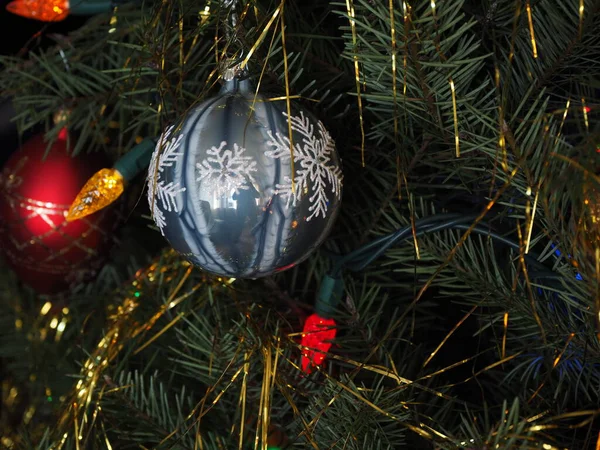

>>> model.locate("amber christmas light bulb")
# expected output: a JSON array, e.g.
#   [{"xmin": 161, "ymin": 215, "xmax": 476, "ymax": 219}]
[
  {"xmin": 66, "ymin": 168, "xmax": 124, "ymax": 222},
  {"xmin": 6, "ymin": 0, "xmax": 69, "ymax": 21}
]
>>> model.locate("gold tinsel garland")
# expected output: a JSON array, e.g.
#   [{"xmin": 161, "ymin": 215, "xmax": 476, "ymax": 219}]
[{"xmin": 50, "ymin": 249, "xmax": 232, "ymax": 449}]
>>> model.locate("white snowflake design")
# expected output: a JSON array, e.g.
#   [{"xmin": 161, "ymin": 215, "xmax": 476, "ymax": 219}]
[
  {"xmin": 265, "ymin": 111, "xmax": 342, "ymax": 221},
  {"xmin": 147, "ymin": 126, "xmax": 187, "ymax": 235},
  {"xmin": 196, "ymin": 141, "xmax": 258, "ymax": 196}
]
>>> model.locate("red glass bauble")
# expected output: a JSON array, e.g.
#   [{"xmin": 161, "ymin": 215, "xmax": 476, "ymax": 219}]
[{"xmin": 0, "ymin": 132, "xmax": 119, "ymax": 294}]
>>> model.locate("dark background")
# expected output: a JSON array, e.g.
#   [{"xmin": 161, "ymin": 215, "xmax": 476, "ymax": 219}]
[
  {"xmin": 0, "ymin": 3, "xmax": 86, "ymax": 164},
  {"xmin": 0, "ymin": 2, "xmax": 87, "ymax": 55}
]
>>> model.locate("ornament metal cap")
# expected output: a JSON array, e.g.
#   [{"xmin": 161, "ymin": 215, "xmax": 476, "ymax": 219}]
[{"xmin": 219, "ymin": 58, "xmax": 245, "ymax": 82}]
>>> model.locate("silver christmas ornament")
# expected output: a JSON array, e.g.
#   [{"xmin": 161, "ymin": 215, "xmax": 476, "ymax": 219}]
[{"xmin": 147, "ymin": 76, "xmax": 342, "ymax": 278}]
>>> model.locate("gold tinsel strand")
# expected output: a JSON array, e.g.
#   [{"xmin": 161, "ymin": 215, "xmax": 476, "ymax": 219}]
[
  {"xmin": 525, "ymin": 0, "xmax": 538, "ymax": 59},
  {"xmin": 345, "ymin": 0, "xmax": 365, "ymax": 167}
]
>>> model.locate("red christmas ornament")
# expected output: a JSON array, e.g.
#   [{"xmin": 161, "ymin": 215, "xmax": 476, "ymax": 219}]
[
  {"xmin": 300, "ymin": 313, "xmax": 337, "ymax": 374},
  {"xmin": 0, "ymin": 131, "xmax": 118, "ymax": 294}
]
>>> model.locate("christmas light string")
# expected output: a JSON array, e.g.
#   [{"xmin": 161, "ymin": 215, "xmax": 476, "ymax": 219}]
[
  {"xmin": 332, "ymin": 214, "xmax": 567, "ymax": 277},
  {"xmin": 69, "ymin": 0, "xmax": 299, "ymax": 224},
  {"xmin": 306, "ymin": 205, "xmax": 600, "ymax": 444},
  {"xmin": 67, "ymin": 137, "xmax": 155, "ymax": 221},
  {"xmin": 17, "ymin": 2, "xmax": 597, "ymax": 446},
  {"xmin": 1, "ymin": 1, "xmax": 597, "ymax": 448},
  {"xmin": 309, "ymin": 213, "xmax": 578, "ymax": 373},
  {"xmin": 40, "ymin": 214, "xmax": 596, "ymax": 447}
]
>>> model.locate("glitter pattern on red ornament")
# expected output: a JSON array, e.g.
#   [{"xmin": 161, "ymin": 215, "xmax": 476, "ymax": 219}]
[
  {"xmin": 0, "ymin": 132, "xmax": 118, "ymax": 294},
  {"xmin": 300, "ymin": 313, "xmax": 337, "ymax": 373}
]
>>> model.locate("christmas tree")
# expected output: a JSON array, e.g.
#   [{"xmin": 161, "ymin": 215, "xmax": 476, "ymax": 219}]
[{"xmin": 1, "ymin": 0, "xmax": 599, "ymax": 448}]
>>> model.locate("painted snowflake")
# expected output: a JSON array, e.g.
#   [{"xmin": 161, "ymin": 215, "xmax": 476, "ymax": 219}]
[
  {"xmin": 147, "ymin": 126, "xmax": 186, "ymax": 235},
  {"xmin": 265, "ymin": 111, "xmax": 342, "ymax": 221},
  {"xmin": 196, "ymin": 141, "xmax": 258, "ymax": 196}
]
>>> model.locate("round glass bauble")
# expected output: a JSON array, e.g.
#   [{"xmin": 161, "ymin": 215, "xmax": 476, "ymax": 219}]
[{"xmin": 147, "ymin": 77, "xmax": 343, "ymax": 278}]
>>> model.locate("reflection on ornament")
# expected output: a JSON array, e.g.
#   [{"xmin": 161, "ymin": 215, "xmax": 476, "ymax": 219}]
[
  {"xmin": 300, "ymin": 313, "xmax": 337, "ymax": 373},
  {"xmin": 0, "ymin": 184, "xmax": 114, "ymax": 290},
  {"xmin": 66, "ymin": 168, "xmax": 124, "ymax": 221}
]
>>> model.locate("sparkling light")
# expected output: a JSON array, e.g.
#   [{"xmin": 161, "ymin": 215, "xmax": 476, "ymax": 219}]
[
  {"xmin": 40, "ymin": 302, "xmax": 52, "ymax": 315},
  {"xmin": 200, "ymin": 4, "xmax": 210, "ymax": 24},
  {"xmin": 582, "ymin": 99, "xmax": 590, "ymax": 132},
  {"xmin": 57, "ymin": 319, "xmax": 67, "ymax": 333}
]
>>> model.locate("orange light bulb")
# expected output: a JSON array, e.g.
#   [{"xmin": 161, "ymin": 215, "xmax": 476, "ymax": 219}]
[
  {"xmin": 66, "ymin": 168, "xmax": 124, "ymax": 222},
  {"xmin": 6, "ymin": 0, "xmax": 69, "ymax": 22}
]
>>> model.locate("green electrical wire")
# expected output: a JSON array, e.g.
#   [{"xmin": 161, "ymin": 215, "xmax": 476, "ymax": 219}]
[{"xmin": 331, "ymin": 214, "xmax": 469, "ymax": 276}]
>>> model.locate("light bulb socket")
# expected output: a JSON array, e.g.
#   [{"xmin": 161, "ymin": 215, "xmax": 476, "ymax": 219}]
[
  {"xmin": 315, "ymin": 274, "xmax": 344, "ymax": 318},
  {"xmin": 114, "ymin": 137, "xmax": 156, "ymax": 182}
]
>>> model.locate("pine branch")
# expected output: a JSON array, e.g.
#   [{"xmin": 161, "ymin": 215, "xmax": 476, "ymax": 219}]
[{"xmin": 100, "ymin": 371, "xmax": 199, "ymax": 448}]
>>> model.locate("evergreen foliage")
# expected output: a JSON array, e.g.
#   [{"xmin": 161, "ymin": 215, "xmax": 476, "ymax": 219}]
[{"xmin": 1, "ymin": 0, "xmax": 600, "ymax": 448}]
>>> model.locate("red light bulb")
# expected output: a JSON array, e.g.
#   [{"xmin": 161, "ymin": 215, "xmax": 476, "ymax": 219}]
[{"xmin": 300, "ymin": 313, "xmax": 337, "ymax": 374}]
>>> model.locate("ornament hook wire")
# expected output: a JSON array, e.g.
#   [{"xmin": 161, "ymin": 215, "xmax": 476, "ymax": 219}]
[{"xmin": 219, "ymin": 0, "xmax": 245, "ymax": 80}]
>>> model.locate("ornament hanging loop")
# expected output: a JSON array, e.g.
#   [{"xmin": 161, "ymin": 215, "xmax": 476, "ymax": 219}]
[
  {"xmin": 219, "ymin": 0, "xmax": 245, "ymax": 81},
  {"xmin": 221, "ymin": 0, "xmax": 238, "ymax": 32},
  {"xmin": 219, "ymin": 58, "xmax": 245, "ymax": 81}
]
